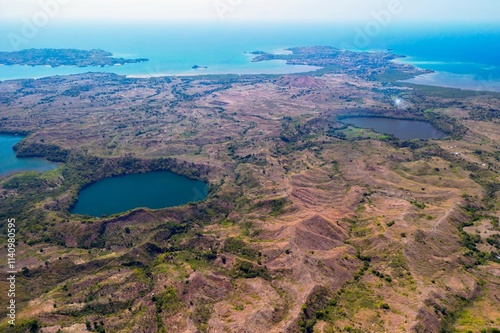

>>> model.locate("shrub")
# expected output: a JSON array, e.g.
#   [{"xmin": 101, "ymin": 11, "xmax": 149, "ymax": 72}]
[
  {"xmin": 223, "ymin": 238, "xmax": 258, "ymax": 259},
  {"xmin": 230, "ymin": 260, "xmax": 271, "ymax": 280}
]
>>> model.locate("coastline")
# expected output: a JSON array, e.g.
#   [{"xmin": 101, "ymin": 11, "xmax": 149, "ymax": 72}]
[
  {"xmin": 399, "ymin": 71, "xmax": 500, "ymax": 92},
  {"xmin": 1, "ymin": 46, "xmax": 499, "ymax": 93},
  {"xmin": 393, "ymin": 56, "xmax": 500, "ymax": 92},
  {"xmin": 0, "ymin": 58, "xmax": 321, "ymax": 81},
  {"xmin": 126, "ymin": 60, "xmax": 321, "ymax": 78}
]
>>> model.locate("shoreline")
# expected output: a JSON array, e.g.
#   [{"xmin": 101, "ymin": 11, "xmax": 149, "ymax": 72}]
[
  {"xmin": 0, "ymin": 134, "xmax": 60, "ymax": 178},
  {"xmin": 125, "ymin": 62, "xmax": 322, "ymax": 78},
  {"xmin": 0, "ymin": 47, "xmax": 499, "ymax": 92},
  {"xmin": 0, "ymin": 59, "xmax": 321, "ymax": 81},
  {"xmin": 393, "ymin": 56, "xmax": 500, "ymax": 92},
  {"xmin": 399, "ymin": 72, "xmax": 500, "ymax": 92}
]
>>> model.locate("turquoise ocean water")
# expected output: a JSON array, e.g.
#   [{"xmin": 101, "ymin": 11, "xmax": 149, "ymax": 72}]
[{"xmin": 0, "ymin": 23, "xmax": 499, "ymax": 90}]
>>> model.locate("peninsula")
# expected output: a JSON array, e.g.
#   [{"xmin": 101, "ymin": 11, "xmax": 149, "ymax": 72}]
[{"xmin": 250, "ymin": 46, "xmax": 431, "ymax": 80}]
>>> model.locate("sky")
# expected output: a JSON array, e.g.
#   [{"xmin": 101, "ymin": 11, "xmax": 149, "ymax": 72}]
[{"xmin": 0, "ymin": 0, "xmax": 499, "ymax": 23}]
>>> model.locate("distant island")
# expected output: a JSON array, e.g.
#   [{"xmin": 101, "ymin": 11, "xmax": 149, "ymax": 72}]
[
  {"xmin": 246, "ymin": 50, "xmax": 267, "ymax": 55},
  {"xmin": 0, "ymin": 48, "xmax": 149, "ymax": 67},
  {"xmin": 192, "ymin": 65, "xmax": 208, "ymax": 69}
]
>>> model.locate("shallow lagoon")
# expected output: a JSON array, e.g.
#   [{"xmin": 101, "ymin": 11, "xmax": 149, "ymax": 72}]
[
  {"xmin": 340, "ymin": 117, "xmax": 446, "ymax": 140},
  {"xmin": 70, "ymin": 171, "xmax": 208, "ymax": 217}
]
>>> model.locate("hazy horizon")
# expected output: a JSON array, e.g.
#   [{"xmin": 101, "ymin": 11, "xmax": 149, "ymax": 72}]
[{"xmin": 1, "ymin": 0, "xmax": 500, "ymax": 24}]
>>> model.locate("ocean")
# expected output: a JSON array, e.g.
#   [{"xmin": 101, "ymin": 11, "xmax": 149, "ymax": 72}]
[{"xmin": 0, "ymin": 22, "xmax": 499, "ymax": 91}]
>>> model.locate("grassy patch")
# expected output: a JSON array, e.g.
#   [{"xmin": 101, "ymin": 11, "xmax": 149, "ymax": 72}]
[
  {"xmin": 374, "ymin": 70, "xmax": 416, "ymax": 82},
  {"xmin": 326, "ymin": 282, "xmax": 379, "ymax": 322},
  {"xmin": 153, "ymin": 286, "xmax": 182, "ymax": 315},
  {"xmin": 230, "ymin": 260, "xmax": 271, "ymax": 280},
  {"xmin": 399, "ymin": 83, "xmax": 500, "ymax": 98},
  {"xmin": 192, "ymin": 303, "xmax": 213, "ymax": 333},
  {"xmin": 223, "ymin": 237, "xmax": 258, "ymax": 260}
]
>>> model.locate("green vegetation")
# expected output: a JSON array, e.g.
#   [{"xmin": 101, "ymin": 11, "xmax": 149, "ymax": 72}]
[
  {"xmin": 0, "ymin": 151, "xmax": 211, "ymax": 245},
  {"xmin": 374, "ymin": 70, "xmax": 417, "ymax": 82},
  {"xmin": 230, "ymin": 260, "xmax": 271, "ymax": 280},
  {"xmin": 223, "ymin": 237, "xmax": 258, "ymax": 260},
  {"xmin": 0, "ymin": 48, "xmax": 148, "ymax": 67},
  {"xmin": 297, "ymin": 287, "xmax": 333, "ymax": 332},
  {"xmin": 325, "ymin": 282, "xmax": 380, "ymax": 327},
  {"xmin": 192, "ymin": 303, "xmax": 213, "ymax": 333},
  {"xmin": 270, "ymin": 197, "xmax": 288, "ymax": 216},
  {"xmin": 459, "ymin": 203, "xmax": 500, "ymax": 267},
  {"xmin": 400, "ymin": 83, "xmax": 500, "ymax": 98},
  {"xmin": 409, "ymin": 199, "xmax": 426, "ymax": 209},
  {"xmin": 153, "ymin": 286, "xmax": 182, "ymax": 315},
  {"xmin": 1, "ymin": 319, "xmax": 40, "ymax": 333},
  {"xmin": 421, "ymin": 110, "xmax": 467, "ymax": 139}
]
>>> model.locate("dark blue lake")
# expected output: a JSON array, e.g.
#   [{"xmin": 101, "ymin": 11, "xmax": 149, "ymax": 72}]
[
  {"xmin": 341, "ymin": 117, "xmax": 446, "ymax": 140},
  {"xmin": 70, "ymin": 171, "xmax": 208, "ymax": 217},
  {"xmin": 0, "ymin": 134, "xmax": 58, "ymax": 177}
]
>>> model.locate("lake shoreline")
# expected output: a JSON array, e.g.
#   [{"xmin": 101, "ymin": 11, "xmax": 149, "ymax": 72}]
[
  {"xmin": 8, "ymin": 140, "xmax": 213, "ymax": 216},
  {"xmin": 0, "ymin": 134, "xmax": 59, "ymax": 177},
  {"xmin": 339, "ymin": 116, "xmax": 446, "ymax": 140},
  {"xmin": 70, "ymin": 171, "xmax": 208, "ymax": 217}
]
